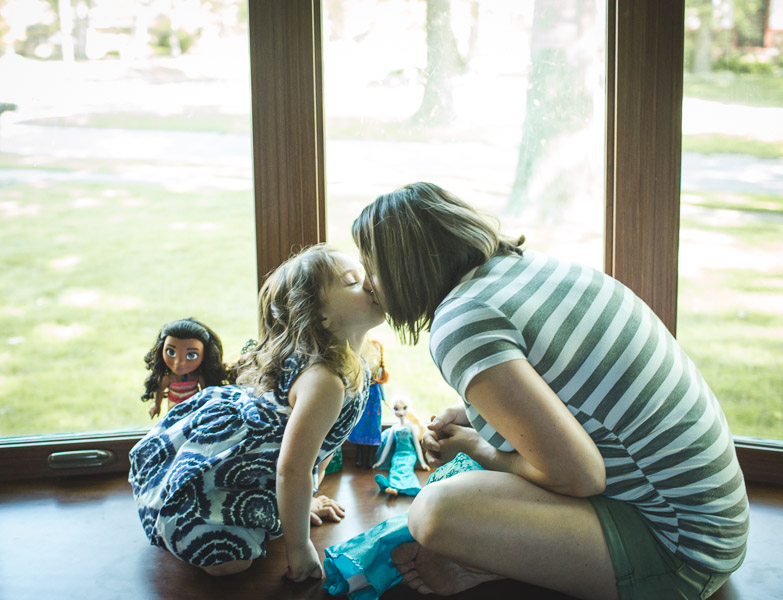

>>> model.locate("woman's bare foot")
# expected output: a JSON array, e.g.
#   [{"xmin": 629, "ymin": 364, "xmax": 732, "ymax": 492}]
[{"xmin": 390, "ymin": 542, "xmax": 502, "ymax": 595}]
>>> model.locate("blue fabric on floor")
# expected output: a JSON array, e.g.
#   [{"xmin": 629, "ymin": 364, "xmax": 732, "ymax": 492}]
[{"xmin": 323, "ymin": 453, "xmax": 484, "ymax": 599}]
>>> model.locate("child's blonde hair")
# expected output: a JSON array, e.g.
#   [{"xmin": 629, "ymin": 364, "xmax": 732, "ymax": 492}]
[{"xmin": 233, "ymin": 244, "xmax": 365, "ymax": 395}]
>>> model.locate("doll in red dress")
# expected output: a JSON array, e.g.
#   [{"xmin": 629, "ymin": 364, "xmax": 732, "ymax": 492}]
[{"xmin": 141, "ymin": 317, "xmax": 228, "ymax": 418}]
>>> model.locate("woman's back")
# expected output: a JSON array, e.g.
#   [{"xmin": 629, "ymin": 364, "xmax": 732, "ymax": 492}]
[{"xmin": 429, "ymin": 250, "xmax": 749, "ymax": 573}]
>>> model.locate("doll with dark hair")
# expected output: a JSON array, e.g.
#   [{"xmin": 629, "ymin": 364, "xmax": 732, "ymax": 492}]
[{"xmin": 141, "ymin": 317, "xmax": 228, "ymax": 418}]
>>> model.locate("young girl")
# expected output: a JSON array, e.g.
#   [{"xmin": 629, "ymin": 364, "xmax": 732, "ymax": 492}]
[
  {"xmin": 352, "ymin": 182, "xmax": 748, "ymax": 599},
  {"xmin": 141, "ymin": 317, "xmax": 228, "ymax": 418},
  {"xmin": 128, "ymin": 244, "xmax": 386, "ymax": 580},
  {"xmin": 373, "ymin": 396, "xmax": 429, "ymax": 496}
]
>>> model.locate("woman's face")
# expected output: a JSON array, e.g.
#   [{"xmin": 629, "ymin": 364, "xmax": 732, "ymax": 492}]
[{"xmin": 162, "ymin": 336, "xmax": 204, "ymax": 376}]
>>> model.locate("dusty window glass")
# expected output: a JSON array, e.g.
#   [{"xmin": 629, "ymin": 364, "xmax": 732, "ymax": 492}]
[
  {"xmin": 0, "ymin": 0, "xmax": 256, "ymax": 437},
  {"xmin": 322, "ymin": 0, "xmax": 607, "ymax": 418},
  {"xmin": 678, "ymin": 0, "xmax": 783, "ymax": 440}
]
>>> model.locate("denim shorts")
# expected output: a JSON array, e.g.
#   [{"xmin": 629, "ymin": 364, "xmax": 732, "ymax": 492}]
[{"xmin": 589, "ymin": 495, "xmax": 739, "ymax": 600}]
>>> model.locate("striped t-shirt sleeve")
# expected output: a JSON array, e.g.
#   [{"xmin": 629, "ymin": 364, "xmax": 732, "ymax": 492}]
[{"xmin": 430, "ymin": 297, "xmax": 526, "ymax": 399}]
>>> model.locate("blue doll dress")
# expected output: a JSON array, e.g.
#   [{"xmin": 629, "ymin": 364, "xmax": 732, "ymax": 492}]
[
  {"xmin": 374, "ymin": 426, "xmax": 421, "ymax": 496},
  {"xmin": 128, "ymin": 354, "xmax": 370, "ymax": 568},
  {"xmin": 324, "ymin": 453, "xmax": 484, "ymax": 600},
  {"xmin": 347, "ymin": 382, "xmax": 383, "ymax": 446}
]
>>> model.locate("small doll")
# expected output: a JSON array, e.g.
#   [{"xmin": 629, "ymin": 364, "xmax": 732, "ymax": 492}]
[
  {"xmin": 347, "ymin": 339, "xmax": 389, "ymax": 467},
  {"xmin": 373, "ymin": 396, "xmax": 429, "ymax": 496},
  {"xmin": 141, "ymin": 317, "xmax": 228, "ymax": 418}
]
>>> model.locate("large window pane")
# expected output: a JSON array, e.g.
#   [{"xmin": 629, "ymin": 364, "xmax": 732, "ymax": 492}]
[
  {"xmin": 322, "ymin": 0, "xmax": 606, "ymax": 418},
  {"xmin": 0, "ymin": 0, "xmax": 255, "ymax": 438},
  {"xmin": 678, "ymin": 0, "xmax": 783, "ymax": 440}
]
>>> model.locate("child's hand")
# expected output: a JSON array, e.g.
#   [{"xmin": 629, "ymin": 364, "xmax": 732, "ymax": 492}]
[
  {"xmin": 286, "ymin": 540, "xmax": 323, "ymax": 582},
  {"xmin": 310, "ymin": 494, "xmax": 345, "ymax": 526}
]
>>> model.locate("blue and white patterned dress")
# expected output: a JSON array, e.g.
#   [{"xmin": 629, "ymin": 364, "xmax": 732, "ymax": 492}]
[{"xmin": 128, "ymin": 354, "xmax": 370, "ymax": 567}]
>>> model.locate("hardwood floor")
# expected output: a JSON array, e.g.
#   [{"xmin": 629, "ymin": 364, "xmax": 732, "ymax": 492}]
[{"xmin": 0, "ymin": 462, "xmax": 780, "ymax": 599}]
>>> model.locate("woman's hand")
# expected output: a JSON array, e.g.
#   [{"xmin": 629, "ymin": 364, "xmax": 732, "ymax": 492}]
[
  {"xmin": 424, "ymin": 423, "xmax": 494, "ymax": 468},
  {"xmin": 285, "ymin": 539, "xmax": 323, "ymax": 582},
  {"xmin": 310, "ymin": 494, "xmax": 345, "ymax": 526},
  {"xmin": 421, "ymin": 404, "xmax": 469, "ymax": 465}
]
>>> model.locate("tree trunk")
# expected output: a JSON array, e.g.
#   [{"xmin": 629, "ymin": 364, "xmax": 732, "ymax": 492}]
[{"xmin": 411, "ymin": 0, "xmax": 464, "ymax": 125}]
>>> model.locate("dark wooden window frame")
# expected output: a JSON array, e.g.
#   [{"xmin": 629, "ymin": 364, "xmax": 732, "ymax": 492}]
[{"xmin": 1, "ymin": 0, "xmax": 780, "ymax": 485}]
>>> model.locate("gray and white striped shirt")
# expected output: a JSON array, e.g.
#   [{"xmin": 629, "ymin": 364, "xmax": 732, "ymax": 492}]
[{"xmin": 429, "ymin": 250, "xmax": 748, "ymax": 573}]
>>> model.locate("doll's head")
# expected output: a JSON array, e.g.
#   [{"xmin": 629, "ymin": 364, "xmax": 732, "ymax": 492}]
[
  {"xmin": 233, "ymin": 244, "xmax": 366, "ymax": 395},
  {"xmin": 390, "ymin": 395, "xmax": 424, "ymax": 434},
  {"xmin": 141, "ymin": 318, "xmax": 227, "ymax": 401}
]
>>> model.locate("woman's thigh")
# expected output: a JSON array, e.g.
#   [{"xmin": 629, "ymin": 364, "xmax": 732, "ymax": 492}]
[{"xmin": 407, "ymin": 470, "xmax": 618, "ymax": 600}]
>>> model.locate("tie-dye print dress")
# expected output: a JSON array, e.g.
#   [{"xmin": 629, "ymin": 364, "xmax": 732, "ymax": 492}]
[{"xmin": 128, "ymin": 354, "xmax": 369, "ymax": 567}]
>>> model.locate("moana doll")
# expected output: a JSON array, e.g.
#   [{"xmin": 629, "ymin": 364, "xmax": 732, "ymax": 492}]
[
  {"xmin": 373, "ymin": 396, "xmax": 429, "ymax": 496},
  {"xmin": 141, "ymin": 317, "xmax": 228, "ymax": 418}
]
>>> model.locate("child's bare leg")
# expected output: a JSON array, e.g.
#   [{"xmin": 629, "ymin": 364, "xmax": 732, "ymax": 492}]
[
  {"xmin": 396, "ymin": 470, "xmax": 618, "ymax": 600},
  {"xmin": 201, "ymin": 559, "xmax": 253, "ymax": 576}
]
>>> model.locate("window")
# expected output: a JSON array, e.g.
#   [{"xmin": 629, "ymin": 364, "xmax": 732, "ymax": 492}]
[
  {"xmin": 2, "ymin": 0, "xmax": 780, "ymax": 485},
  {"xmin": 0, "ymin": 0, "xmax": 255, "ymax": 478},
  {"xmin": 320, "ymin": 0, "xmax": 607, "ymax": 418},
  {"xmin": 677, "ymin": 0, "xmax": 783, "ymax": 443}
]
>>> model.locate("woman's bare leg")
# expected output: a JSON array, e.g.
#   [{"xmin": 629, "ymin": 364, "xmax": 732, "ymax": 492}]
[{"xmin": 393, "ymin": 470, "xmax": 618, "ymax": 600}]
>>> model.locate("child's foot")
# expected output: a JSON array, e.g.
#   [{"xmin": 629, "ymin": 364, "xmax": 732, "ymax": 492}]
[
  {"xmin": 201, "ymin": 559, "xmax": 252, "ymax": 576},
  {"xmin": 390, "ymin": 542, "xmax": 502, "ymax": 595},
  {"xmin": 385, "ymin": 487, "xmax": 399, "ymax": 496}
]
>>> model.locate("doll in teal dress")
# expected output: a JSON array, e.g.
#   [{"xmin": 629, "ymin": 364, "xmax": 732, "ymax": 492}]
[{"xmin": 373, "ymin": 396, "xmax": 429, "ymax": 496}]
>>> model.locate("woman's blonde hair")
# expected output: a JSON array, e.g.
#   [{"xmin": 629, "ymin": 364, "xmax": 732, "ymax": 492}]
[
  {"xmin": 352, "ymin": 182, "xmax": 523, "ymax": 345},
  {"xmin": 233, "ymin": 244, "xmax": 364, "ymax": 395}
]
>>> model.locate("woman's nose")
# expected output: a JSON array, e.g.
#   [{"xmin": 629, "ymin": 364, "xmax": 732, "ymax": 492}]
[{"xmin": 363, "ymin": 277, "xmax": 374, "ymax": 293}]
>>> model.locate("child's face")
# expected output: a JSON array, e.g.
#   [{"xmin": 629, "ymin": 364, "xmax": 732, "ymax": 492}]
[
  {"xmin": 162, "ymin": 336, "xmax": 205, "ymax": 376},
  {"xmin": 320, "ymin": 252, "xmax": 386, "ymax": 341}
]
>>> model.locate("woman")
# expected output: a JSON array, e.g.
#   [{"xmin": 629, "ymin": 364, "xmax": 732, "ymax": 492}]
[{"xmin": 351, "ymin": 182, "xmax": 748, "ymax": 600}]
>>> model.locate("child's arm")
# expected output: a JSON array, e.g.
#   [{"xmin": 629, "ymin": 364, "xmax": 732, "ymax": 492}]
[{"xmin": 277, "ymin": 363, "xmax": 345, "ymax": 582}]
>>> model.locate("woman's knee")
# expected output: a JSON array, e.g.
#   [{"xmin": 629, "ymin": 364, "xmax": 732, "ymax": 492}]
[{"xmin": 408, "ymin": 480, "xmax": 460, "ymax": 547}]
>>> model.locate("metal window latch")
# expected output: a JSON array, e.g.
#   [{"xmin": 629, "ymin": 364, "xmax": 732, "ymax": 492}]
[{"xmin": 47, "ymin": 449, "xmax": 117, "ymax": 470}]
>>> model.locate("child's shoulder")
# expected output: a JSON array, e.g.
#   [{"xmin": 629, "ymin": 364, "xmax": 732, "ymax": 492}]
[{"xmin": 295, "ymin": 361, "xmax": 344, "ymax": 389}]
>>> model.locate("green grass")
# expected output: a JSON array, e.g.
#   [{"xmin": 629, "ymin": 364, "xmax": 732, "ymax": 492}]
[
  {"xmin": 2, "ymin": 179, "xmax": 781, "ymax": 439},
  {"xmin": 683, "ymin": 71, "xmax": 783, "ymax": 107},
  {"xmin": 0, "ymin": 180, "xmax": 257, "ymax": 435},
  {"xmin": 682, "ymin": 135, "xmax": 783, "ymax": 159},
  {"xmin": 677, "ymin": 189, "xmax": 783, "ymax": 440},
  {"xmin": 1, "ymin": 66, "xmax": 781, "ymax": 438},
  {"xmin": 21, "ymin": 108, "xmax": 251, "ymax": 134}
]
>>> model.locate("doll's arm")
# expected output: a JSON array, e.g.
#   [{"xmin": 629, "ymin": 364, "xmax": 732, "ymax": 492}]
[
  {"xmin": 372, "ymin": 427, "xmax": 395, "ymax": 468},
  {"xmin": 410, "ymin": 426, "xmax": 430, "ymax": 470},
  {"xmin": 149, "ymin": 376, "xmax": 170, "ymax": 418},
  {"xmin": 277, "ymin": 364, "xmax": 344, "ymax": 582}
]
